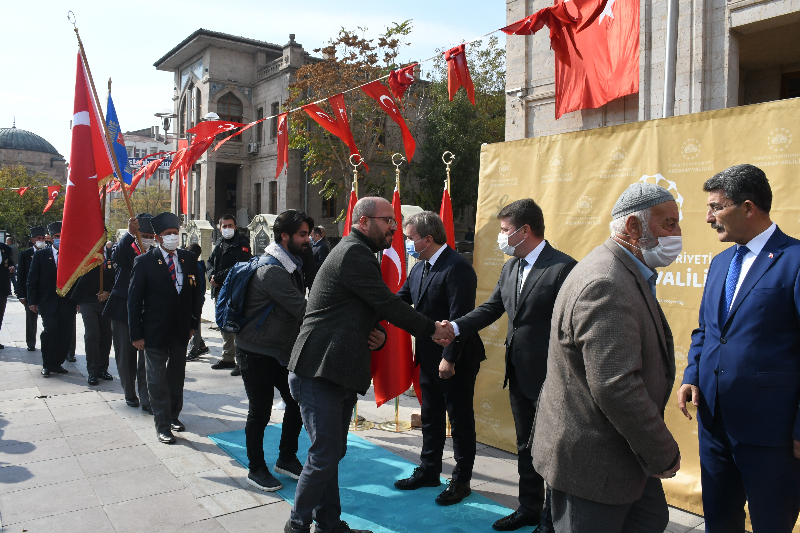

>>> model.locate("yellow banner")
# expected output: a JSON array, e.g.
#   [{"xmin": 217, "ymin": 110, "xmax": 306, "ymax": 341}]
[{"xmin": 473, "ymin": 97, "xmax": 800, "ymax": 525}]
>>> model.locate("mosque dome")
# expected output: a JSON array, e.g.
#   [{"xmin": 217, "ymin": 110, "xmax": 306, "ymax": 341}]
[{"xmin": 0, "ymin": 126, "xmax": 62, "ymax": 156}]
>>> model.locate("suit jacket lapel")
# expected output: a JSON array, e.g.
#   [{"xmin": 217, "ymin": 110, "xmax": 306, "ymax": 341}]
[
  {"xmin": 516, "ymin": 244, "xmax": 554, "ymax": 310},
  {"xmin": 418, "ymin": 247, "xmax": 451, "ymax": 302},
  {"xmin": 154, "ymin": 248, "xmax": 178, "ymax": 293}
]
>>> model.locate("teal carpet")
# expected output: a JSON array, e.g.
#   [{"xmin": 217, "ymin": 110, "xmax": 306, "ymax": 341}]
[{"xmin": 209, "ymin": 425, "xmax": 512, "ymax": 532}]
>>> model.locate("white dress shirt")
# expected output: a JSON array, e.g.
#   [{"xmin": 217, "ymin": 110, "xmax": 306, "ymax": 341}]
[
  {"xmin": 729, "ymin": 222, "xmax": 776, "ymax": 308},
  {"xmin": 52, "ymin": 246, "xmax": 58, "ymax": 267},
  {"xmin": 159, "ymin": 246, "xmax": 184, "ymax": 293},
  {"xmin": 425, "ymin": 243, "xmax": 448, "ymax": 269}
]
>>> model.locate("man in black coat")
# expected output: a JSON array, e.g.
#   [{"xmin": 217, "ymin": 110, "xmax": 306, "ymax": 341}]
[
  {"xmin": 394, "ymin": 211, "xmax": 486, "ymax": 505},
  {"xmin": 129, "ymin": 212, "xmax": 203, "ymax": 444},
  {"xmin": 311, "ymin": 226, "xmax": 330, "ymax": 268},
  {"xmin": 0, "ymin": 239, "xmax": 15, "ymax": 349},
  {"xmin": 447, "ymin": 199, "xmax": 577, "ymax": 533},
  {"xmin": 26, "ymin": 221, "xmax": 78, "ymax": 376},
  {"xmin": 206, "ymin": 214, "xmax": 252, "ymax": 374},
  {"xmin": 105, "ymin": 214, "xmax": 155, "ymax": 411},
  {"xmin": 16, "ymin": 227, "xmax": 48, "ymax": 351},
  {"xmin": 71, "ymin": 256, "xmax": 115, "ymax": 386},
  {"xmin": 285, "ymin": 197, "xmax": 454, "ymax": 533}
]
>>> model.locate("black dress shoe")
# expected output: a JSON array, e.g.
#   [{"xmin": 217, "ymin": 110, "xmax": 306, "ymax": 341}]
[
  {"xmin": 492, "ymin": 510, "xmax": 540, "ymax": 531},
  {"xmin": 230, "ymin": 365, "xmax": 241, "ymax": 376},
  {"xmin": 531, "ymin": 525, "xmax": 554, "ymax": 533},
  {"xmin": 157, "ymin": 430, "xmax": 176, "ymax": 444},
  {"xmin": 142, "ymin": 405, "xmax": 154, "ymax": 415},
  {"xmin": 394, "ymin": 467, "xmax": 441, "ymax": 490},
  {"xmin": 171, "ymin": 419, "xmax": 185, "ymax": 432},
  {"xmin": 66, "ymin": 354, "xmax": 77, "ymax": 362},
  {"xmin": 435, "ymin": 479, "xmax": 471, "ymax": 506},
  {"xmin": 186, "ymin": 351, "xmax": 200, "ymax": 361},
  {"xmin": 41, "ymin": 367, "xmax": 50, "ymax": 377},
  {"xmin": 87, "ymin": 375, "xmax": 99, "ymax": 385},
  {"xmin": 0, "ymin": 343, "xmax": 4, "ymax": 349},
  {"xmin": 337, "ymin": 521, "xmax": 372, "ymax": 533},
  {"xmin": 51, "ymin": 365, "xmax": 68, "ymax": 374},
  {"xmin": 27, "ymin": 347, "xmax": 36, "ymax": 351},
  {"xmin": 210, "ymin": 360, "xmax": 236, "ymax": 369},
  {"xmin": 126, "ymin": 399, "xmax": 140, "ymax": 408},
  {"xmin": 99, "ymin": 371, "xmax": 113, "ymax": 380}
]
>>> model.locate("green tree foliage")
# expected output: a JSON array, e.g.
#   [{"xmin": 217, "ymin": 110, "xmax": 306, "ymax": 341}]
[
  {"xmin": 409, "ymin": 36, "xmax": 506, "ymax": 218},
  {"xmin": 106, "ymin": 184, "xmax": 171, "ymax": 238},
  {"xmin": 0, "ymin": 164, "xmax": 65, "ymax": 245}
]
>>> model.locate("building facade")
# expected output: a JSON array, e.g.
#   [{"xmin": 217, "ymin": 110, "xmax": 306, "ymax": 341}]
[
  {"xmin": 504, "ymin": 0, "xmax": 800, "ymax": 139},
  {"xmin": 0, "ymin": 125, "xmax": 67, "ymax": 183}
]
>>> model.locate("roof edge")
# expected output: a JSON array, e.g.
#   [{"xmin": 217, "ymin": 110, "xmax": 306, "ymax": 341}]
[{"xmin": 154, "ymin": 28, "xmax": 284, "ymax": 68}]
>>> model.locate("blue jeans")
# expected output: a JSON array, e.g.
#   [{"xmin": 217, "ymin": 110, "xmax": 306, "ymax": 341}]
[{"xmin": 288, "ymin": 373, "xmax": 357, "ymax": 532}]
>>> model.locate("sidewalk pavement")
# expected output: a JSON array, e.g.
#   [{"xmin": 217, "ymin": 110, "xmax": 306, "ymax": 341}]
[{"xmin": 0, "ymin": 293, "xmax": 705, "ymax": 532}]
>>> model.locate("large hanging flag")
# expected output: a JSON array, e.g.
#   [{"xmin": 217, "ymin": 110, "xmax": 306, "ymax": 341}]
[
  {"xmin": 444, "ymin": 44, "xmax": 475, "ymax": 105},
  {"xmin": 275, "ymin": 113, "xmax": 288, "ymax": 179},
  {"xmin": 43, "ymin": 185, "xmax": 61, "ymax": 213},
  {"xmin": 361, "ymin": 81, "xmax": 416, "ymax": 161},
  {"xmin": 440, "ymin": 184, "xmax": 455, "ymax": 248},
  {"xmin": 501, "ymin": 2, "xmax": 581, "ymax": 67},
  {"xmin": 57, "ymin": 53, "xmax": 111, "ymax": 294},
  {"xmin": 372, "ymin": 186, "xmax": 414, "ymax": 406},
  {"xmin": 105, "ymin": 95, "xmax": 133, "ymax": 184},
  {"xmin": 342, "ymin": 184, "xmax": 358, "ymax": 237},
  {"xmin": 388, "ymin": 63, "xmax": 417, "ymax": 104},
  {"xmin": 303, "ymin": 97, "xmax": 368, "ymax": 172}
]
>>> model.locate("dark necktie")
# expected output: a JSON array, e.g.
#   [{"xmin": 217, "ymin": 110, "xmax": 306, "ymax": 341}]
[
  {"xmin": 421, "ymin": 261, "xmax": 431, "ymax": 287},
  {"xmin": 723, "ymin": 245, "xmax": 749, "ymax": 321},
  {"xmin": 517, "ymin": 258, "xmax": 528, "ymax": 296},
  {"xmin": 167, "ymin": 253, "xmax": 178, "ymax": 291}
]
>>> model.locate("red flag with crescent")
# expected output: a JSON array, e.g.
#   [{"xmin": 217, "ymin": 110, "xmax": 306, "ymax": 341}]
[
  {"xmin": 342, "ymin": 185, "xmax": 358, "ymax": 237},
  {"xmin": 213, "ymin": 118, "xmax": 268, "ymax": 153},
  {"xmin": 361, "ymin": 81, "xmax": 416, "ymax": 161},
  {"xmin": 440, "ymin": 186, "xmax": 455, "ymax": 248},
  {"xmin": 303, "ymin": 96, "xmax": 368, "ymax": 172},
  {"xmin": 388, "ymin": 63, "xmax": 417, "ymax": 104},
  {"xmin": 444, "ymin": 44, "xmax": 476, "ymax": 105},
  {"xmin": 17, "ymin": 187, "xmax": 29, "ymax": 196},
  {"xmin": 275, "ymin": 113, "xmax": 288, "ymax": 179},
  {"xmin": 43, "ymin": 185, "xmax": 61, "ymax": 213},
  {"xmin": 186, "ymin": 120, "xmax": 246, "ymax": 144}
]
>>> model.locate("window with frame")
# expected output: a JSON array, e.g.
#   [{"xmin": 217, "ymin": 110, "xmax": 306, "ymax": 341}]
[
  {"xmin": 217, "ymin": 92, "xmax": 244, "ymax": 142},
  {"xmin": 269, "ymin": 180, "xmax": 277, "ymax": 214},
  {"xmin": 270, "ymin": 102, "xmax": 279, "ymax": 140},
  {"xmin": 781, "ymin": 72, "xmax": 800, "ymax": 100},
  {"xmin": 322, "ymin": 196, "xmax": 336, "ymax": 218},
  {"xmin": 254, "ymin": 182, "xmax": 262, "ymax": 214}
]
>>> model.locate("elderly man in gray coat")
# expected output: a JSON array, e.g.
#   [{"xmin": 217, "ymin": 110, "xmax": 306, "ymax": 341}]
[{"xmin": 532, "ymin": 183, "xmax": 682, "ymax": 532}]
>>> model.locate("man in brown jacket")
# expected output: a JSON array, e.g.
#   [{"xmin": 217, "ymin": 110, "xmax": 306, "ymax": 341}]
[{"xmin": 532, "ymin": 182, "xmax": 682, "ymax": 532}]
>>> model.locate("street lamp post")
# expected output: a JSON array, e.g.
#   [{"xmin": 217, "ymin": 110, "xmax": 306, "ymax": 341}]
[{"xmin": 155, "ymin": 108, "xmax": 178, "ymax": 213}]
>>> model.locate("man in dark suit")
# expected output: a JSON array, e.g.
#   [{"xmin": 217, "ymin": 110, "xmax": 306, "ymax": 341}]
[
  {"xmin": 394, "ymin": 211, "xmax": 486, "ymax": 505},
  {"xmin": 105, "ymin": 214, "xmax": 155, "ymax": 411},
  {"xmin": 129, "ymin": 212, "xmax": 203, "ymax": 444},
  {"xmin": 71, "ymin": 255, "xmax": 115, "ymax": 386},
  {"xmin": 678, "ymin": 164, "xmax": 800, "ymax": 533},
  {"xmin": 311, "ymin": 226, "xmax": 329, "ymax": 268},
  {"xmin": 16, "ymin": 227, "xmax": 47, "ymax": 351},
  {"xmin": 446, "ymin": 199, "xmax": 577, "ymax": 533},
  {"xmin": 286, "ymin": 197, "xmax": 454, "ymax": 533},
  {"xmin": 26, "ymin": 221, "xmax": 78, "ymax": 376},
  {"xmin": 0, "ymin": 239, "xmax": 15, "ymax": 349}
]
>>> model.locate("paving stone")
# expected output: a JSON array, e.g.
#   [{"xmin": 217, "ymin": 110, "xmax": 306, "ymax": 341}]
[
  {"xmin": 103, "ymin": 488, "xmax": 211, "ymax": 533},
  {"xmin": 2, "ymin": 407, "xmax": 55, "ymax": 427},
  {"xmin": 66, "ymin": 426, "xmax": 144, "ymax": 455},
  {"xmin": 88, "ymin": 464, "xmax": 185, "ymax": 505},
  {"xmin": 0, "ymin": 455, "xmax": 85, "ymax": 494},
  {"xmin": 163, "ymin": 451, "xmax": 220, "ymax": 477},
  {"xmin": 0, "ymin": 435, "xmax": 73, "ymax": 466},
  {"xmin": 0, "ymin": 420, "xmax": 62, "ymax": 446},
  {"xmin": 76, "ymin": 443, "xmax": 162, "ymax": 477},
  {"xmin": 6, "ymin": 506, "xmax": 116, "ymax": 533},
  {"xmin": 0, "ymin": 385, "xmax": 40, "ymax": 402},
  {"xmin": 49, "ymin": 400, "xmax": 115, "ymax": 422},
  {"xmin": 57, "ymin": 412, "xmax": 129, "ymax": 437},
  {"xmin": 215, "ymin": 500, "xmax": 294, "ymax": 533},
  {"xmin": 180, "ymin": 467, "xmax": 242, "ymax": 498},
  {"xmin": 0, "ymin": 477, "xmax": 102, "ymax": 525},
  {"xmin": 197, "ymin": 487, "xmax": 262, "ymax": 517}
]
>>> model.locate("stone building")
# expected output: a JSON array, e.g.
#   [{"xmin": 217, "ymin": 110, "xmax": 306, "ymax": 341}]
[
  {"xmin": 504, "ymin": 0, "xmax": 800, "ymax": 139},
  {"xmin": 0, "ymin": 124, "xmax": 67, "ymax": 183}
]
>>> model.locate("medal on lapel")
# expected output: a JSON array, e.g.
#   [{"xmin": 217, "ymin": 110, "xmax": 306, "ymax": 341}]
[{"xmin": 158, "ymin": 260, "xmax": 163, "ymax": 265}]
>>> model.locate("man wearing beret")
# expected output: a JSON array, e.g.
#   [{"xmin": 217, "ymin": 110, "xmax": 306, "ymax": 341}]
[
  {"xmin": 16, "ymin": 227, "xmax": 48, "ymax": 351},
  {"xmin": 128, "ymin": 212, "xmax": 203, "ymax": 444},
  {"xmin": 532, "ymin": 183, "xmax": 682, "ymax": 532},
  {"xmin": 27, "ymin": 221, "xmax": 78, "ymax": 376}
]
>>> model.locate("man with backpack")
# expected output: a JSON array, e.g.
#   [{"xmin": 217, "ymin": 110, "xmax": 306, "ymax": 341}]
[{"xmin": 207, "ymin": 214, "xmax": 252, "ymax": 376}]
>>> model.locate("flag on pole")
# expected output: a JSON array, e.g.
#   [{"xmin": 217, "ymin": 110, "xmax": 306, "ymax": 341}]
[
  {"xmin": 43, "ymin": 185, "xmax": 61, "ymax": 213},
  {"xmin": 372, "ymin": 187, "xmax": 414, "ymax": 406},
  {"xmin": 106, "ymin": 95, "xmax": 133, "ymax": 184},
  {"xmin": 275, "ymin": 113, "xmax": 288, "ymax": 179},
  {"xmin": 57, "ymin": 53, "xmax": 112, "ymax": 295},
  {"xmin": 440, "ymin": 185, "xmax": 455, "ymax": 248},
  {"xmin": 388, "ymin": 63, "xmax": 417, "ymax": 104},
  {"xmin": 342, "ymin": 184, "xmax": 358, "ymax": 237}
]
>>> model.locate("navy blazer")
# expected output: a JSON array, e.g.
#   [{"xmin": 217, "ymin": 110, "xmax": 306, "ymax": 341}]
[
  {"xmin": 15, "ymin": 247, "xmax": 35, "ymax": 300},
  {"xmin": 684, "ymin": 227, "xmax": 800, "ymax": 447},
  {"xmin": 104, "ymin": 232, "xmax": 144, "ymax": 322},
  {"xmin": 127, "ymin": 247, "xmax": 203, "ymax": 350},
  {"xmin": 397, "ymin": 246, "xmax": 485, "ymax": 373},
  {"xmin": 0, "ymin": 242, "xmax": 14, "ymax": 296},
  {"xmin": 26, "ymin": 247, "xmax": 76, "ymax": 315}
]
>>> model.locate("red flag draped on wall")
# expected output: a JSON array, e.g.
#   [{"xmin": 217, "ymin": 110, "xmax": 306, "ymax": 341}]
[
  {"xmin": 303, "ymin": 97, "xmax": 368, "ymax": 172},
  {"xmin": 57, "ymin": 53, "xmax": 112, "ymax": 294},
  {"xmin": 43, "ymin": 185, "xmax": 61, "ymax": 213},
  {"xmin": 444, "ymin": 45, "xmax": 476, "ymax": 105},
  {"xmin": 342, "ymin": 185, "xmax": 358, "ymax": 237},
  {"xmin": 388, "ymin": 63, "xmax": 417, "ymax": 104},
  {"xmin": 275, "ymin": 113, "xmax": 288, "ymax": 179},
  {"xmin": 372, "ymin": 187, "xmax": 414, "ymax": 406},
  {"xmin": 440, "ymin": 186, "xmax": 455, "ymax": 248},
  {"xmin": 361, "ymin": 81, "xmax": 416, "ymax": 161}
]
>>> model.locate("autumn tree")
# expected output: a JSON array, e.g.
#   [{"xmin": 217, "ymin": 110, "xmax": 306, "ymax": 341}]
[
  {"xmin": 106, "ymin": 184, "xmax": 170, "ymax": 238},
  {"xmin": 0, "ymin": 164, "xmax": 65, "ymax": 245}
]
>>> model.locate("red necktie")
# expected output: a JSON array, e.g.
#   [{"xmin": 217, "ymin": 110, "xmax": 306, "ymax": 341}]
[{"xmin": 167, "ymin": 253, "xmax": 178, "ymax": 290}]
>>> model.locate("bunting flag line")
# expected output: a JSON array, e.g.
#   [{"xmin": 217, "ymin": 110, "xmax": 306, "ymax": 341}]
[
  {"xmin": 170, "ymin": 140, "xmax": 189, "ymax": 182},
  {"xmin": 302, "ymin": 98, "xmax": 369, "ymax": 172},
  {"xmin": 58, "ymin": 53, "xmax": 109, "ymax": 295},
  {"xmin": 129, "ymin": 155, "xmax": 169, "ymax": 194},
  {"xmin": 212, "ymin": 118, "xmax": 267, "ymax": 152},
  {"xmin": 106, "ymin": 94, "xmax": 133, "ymax": 184},
  {"xmin": 444, "ymin": 44, "xmax": 476, "ymax": 105},
  {"xmin": 186, "ymin": 120, "xmax": 247, "ymax": 144},
  {"xmin": 43, "ymin": 185, "xmax": 61, "ymax": 213},
  {"xmin": 17, "ymin": 187, "xmax": 29, "ymax": 196},
  {"xmin": 361, "ymin": 81, "xmax": 416, "ymax": 161},
  {"xmin": 275, "ymin": 113, "xmax": 288, "ymax": 179},
  {"xmin": 342, "ymin": 184, "xmax": 358, "ymax": 237},
  {"xmin": 440, "ymin": 184, "xmax": 455, "ymax": 248},
  {"xmin": 372, "ymin": 186, "xmax": 415, "ymax": 406},
  {"xmin": 388, "ymin": 63, "xmax": 417, "ymax": 105}
]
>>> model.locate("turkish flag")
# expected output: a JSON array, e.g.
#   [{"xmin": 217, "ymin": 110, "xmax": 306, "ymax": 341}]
[
  {"xmin": 342, "ymin": 186, "xmax": 358, "ymax": 237},
  {"xmin": 275, "ymin": 113, "xmax": 288, "ymax": 179},
  {"xmin": 17, "ymin": 187, "xmax": 29, "ymax": 196},
  {"xmin": 444, "ymin": 44, "xmax": 475, "ymax": 105},
  {"xmin": 388, "ymin": 63, "xmax": 417, "ymax": 104},
  {"xmin": 440, "ymin": 187, "xmax": 455, "ymax": 248},
  {"xmin": 554, "ymin": 0, "xmax": 639, "ymax": 118},
  {"xmin": 501, "ymin": 3, "xmax": 581, "ymax": 67},
  {"xmin": 43, "ymin": 185, "xmax": 61, "ymax": 213},
  {"xmin": 178, "ymin": 137, "xmax": 212, "ymax": 214},
  {"xmin": 130, "ymin": 155, "xmax": 169, "ymax": 194},
  {"xmin": 57, "ymin": 53, "xmax": 111, "ymax": 294},
  {"xmin": 361, "ymin": 81, "xmax": 416, "ymax": 161},
  {"xmin": 303, "ymin": 97, "xmax": 369, "ymax": 172},
  {"xmin": 186, "ymin": 120, "xmax": 246, "ymax": 143},
  {"xmin": 372, "ymin": 187, "xmax": 414, "ymax": 406},
  {"xmin": 169, "ymin": 141, "xmax": 188, "ymax": 182},
  {"xmin": 213, "ymin": 117, "xmax": 268, "ymax": 152}
]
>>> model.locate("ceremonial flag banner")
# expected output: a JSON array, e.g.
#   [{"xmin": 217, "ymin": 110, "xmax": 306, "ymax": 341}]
[
  {"xmin": 17, "ymin": 187, "xmax": 29, "ymax": 196},
  {"xmin": 58, "ymin": 54, "xmax": 111, "ymax": 294},
  {"xmin": 275, "ymin": 113, "xmax": 288, "ymax": 179},
  {"xmin": 213, "ymin": 117, "xmax": 267, "ymax": 153},
  {"xmin": 388, "ymin": 63, "xmax": 417, "ymax": 104},
  {"xmin": 170, "ymin": 141, "xmax": 188, "ymax": 182},
  {"xmin": 444, "ymin": 44, "xmax": 476, "ymax": 105},
  {"xmin": 372, "ymin": 187, "xmax": 414, "ymax": 406},
  {"xmin": 342, "ymin": 185, "xmax": 357, "ymax": 237},
  {"xmin": 303, "ymin": 98, "xmax": 368, "ymax": 172},
  {"xmin": 106, "ymin": 94, "xmax": 133, "ymax": 184},
  {"xmin": 440, "ymin": 186, "xmax": 455, "ymax": 248},
  {"xmin": 43, "ymin": 185, "xmax": 61, "ymax": 213},
  {"xmin": 361, "ymin": 81, "xmax": 416, "ymax": 161}
]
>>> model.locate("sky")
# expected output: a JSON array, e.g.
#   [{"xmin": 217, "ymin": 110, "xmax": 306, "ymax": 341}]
[{"xmin": 2, "ymin": 0, "xmax": 506, "ymax": 161}]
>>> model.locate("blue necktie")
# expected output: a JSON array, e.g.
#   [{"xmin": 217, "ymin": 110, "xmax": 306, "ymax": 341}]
[{"xmin": 723, "ymin": 245, "xmax": 749, "ymax": 321}]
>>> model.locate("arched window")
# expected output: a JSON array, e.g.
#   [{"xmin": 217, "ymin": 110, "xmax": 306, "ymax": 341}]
[
  {"xmin": 217, "ymin": 92, "xmax": 243, "ymax": 142},
  {"xmin": 179, "ymin": 97, "xmax": 187, "ymax": 135}
]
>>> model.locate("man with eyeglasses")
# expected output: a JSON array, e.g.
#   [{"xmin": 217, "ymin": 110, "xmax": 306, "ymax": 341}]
[
  {"xmin": 677, "ymin": 164, "xmax": 800, "ymax": 533},
  {"xmin": 285, "ymin": 197, "xmax": 454, "ymax": 533}
]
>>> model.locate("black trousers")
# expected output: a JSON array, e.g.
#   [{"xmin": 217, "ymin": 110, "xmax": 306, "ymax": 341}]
[
  {"xmin": 40, "ymin": 310, "xmax": 75, "ymax": 369},
  {"xmin": 238, "ymin": 348, "xmax": 303, "ymax": 473},
  {"xmin": 418, "ymin": 356, "xmax": 480, "ymax": 482},
  {"xmin": 0, "ymin": 295, "xmax": 6, "ymax": 334},
  {"xmin": 25, "ymin": 305, "xmax": 39, "ymax": 349},
  {"xmin": 145, "ymin": 342, "xmax": 187, "ymax": 433},
  {"xmin": 509, "ymin": 365, "xmax": 548, "ymax": 520},
  {"xmin": 79, "ymin": 301, "xmax": 112, "ymax": 377},
  {"xmin": 111, "ymin": 319, "xmax": 149, "ymax": 407}
]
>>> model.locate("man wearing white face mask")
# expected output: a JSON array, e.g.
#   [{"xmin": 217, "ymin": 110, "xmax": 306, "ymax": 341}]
[
  {"xmin": 531, "ymin": 183, "xmax": 682, "ymax": 533},
  {"xmin": 16, "ymin": 226, "xmax": 47, "ymax": 351},
  {"xmin": 128, "ymin": 212, "xmax": 204, "ymax": 444}
]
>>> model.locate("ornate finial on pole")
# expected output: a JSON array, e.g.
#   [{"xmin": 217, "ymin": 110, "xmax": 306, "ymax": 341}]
[
  {"xmin": 442, "ymin": 151, "xmax": 455, "ymax": 192},
  {"xmin": 67, "ymin": 10, "xmax": 77, "ymax": 29},
  {"xmin": 349, "ymin": 154, "xmax": 363, "ymax": 197},
  {"xmin": 391, "ymin": 153, "xmax": 405, "ymax": 194}
]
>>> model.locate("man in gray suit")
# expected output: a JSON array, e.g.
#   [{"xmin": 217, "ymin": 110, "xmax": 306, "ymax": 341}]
[
  {"xmin": 532, "ymin": 183, "xmax": 683, "ymax": 532},
  {"xmin": 286, "ymin": 197, "xmax": 453, "ymax": 533}
]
